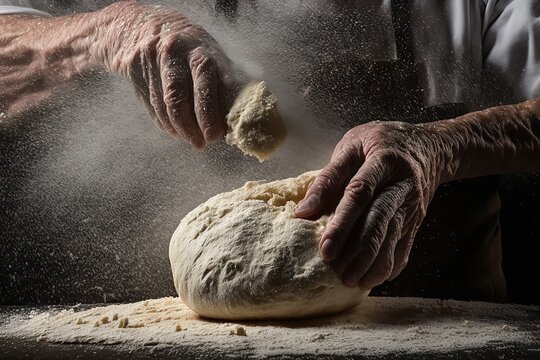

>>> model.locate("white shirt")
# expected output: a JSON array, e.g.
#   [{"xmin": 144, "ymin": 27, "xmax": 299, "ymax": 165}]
[
  {"xmin": 410, "ymin": 0, "xmax": 540, "ymax": 108},
  {"xmin": 0, "ymin": 0, "xmax": 539, "ymax": 109}
]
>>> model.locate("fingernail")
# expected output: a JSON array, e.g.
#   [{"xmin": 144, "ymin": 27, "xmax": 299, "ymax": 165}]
[
  {"xmin": 320, "ymin": 238, "xmax": 339, "ymax": 260},
  {"xmin": 203, "ymin": 126, "xmax": 223, "ymax": 143},
  {"xmin": 190, "ymin": 138, "xmax": 205, "ymax": 149},
  {"xmin": 294, "ymin": 195, "xmax": 320, "ymax": 216}
]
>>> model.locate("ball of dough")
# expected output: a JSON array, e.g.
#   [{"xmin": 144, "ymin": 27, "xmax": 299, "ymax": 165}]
[
  {"xmin": 169, "ymin": 171, "xmax": 369, "ymax": 320},
  {"xmin": 226, "ymin": 81, "xmax": 287, "ymax": 162}
]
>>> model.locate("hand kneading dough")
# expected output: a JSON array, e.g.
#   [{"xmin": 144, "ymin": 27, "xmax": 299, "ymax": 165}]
[
  {"xmin": 169, "ymin": 171, "xmax": 369, "ymax": 320},
  {"xmin": 226, "ymin": 81, "xmax": 287, "ymax": 162}
]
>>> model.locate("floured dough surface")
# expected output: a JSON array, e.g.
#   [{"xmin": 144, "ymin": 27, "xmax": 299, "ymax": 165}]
[
  {"xmin": 169, "ymin": 171, "xmax": 369, "ymax": 320},
  {"xmin": 226, "ymin": 81, "xmax": 287, "ymax": 162}
]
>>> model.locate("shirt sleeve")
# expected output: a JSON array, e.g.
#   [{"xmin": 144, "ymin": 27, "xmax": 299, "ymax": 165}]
[
  {"xmin": 0, "ymin": 0, "xmax": 51, "ymax": 17},
  {"xmin": 483, "ymin": 0, "xmax": 540, "ymax": 102}
]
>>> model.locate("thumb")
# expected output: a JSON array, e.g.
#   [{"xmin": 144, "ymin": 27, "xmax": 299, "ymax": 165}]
[{"xmin": 295, "ymin": 147, "xmax": 361, "ymax": 218}]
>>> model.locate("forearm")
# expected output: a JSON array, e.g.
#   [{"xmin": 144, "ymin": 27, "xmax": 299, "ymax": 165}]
[
  {"xmin": 0, "ymin": 13, "xmax": 95, "ymax": 116},
  {"xmin": 0, "ymin": 6, "xmax": 122, "ymax": 117},
  {"xmin": 427, "ymin": 98, "xmax": 540, "ymax": 182}
]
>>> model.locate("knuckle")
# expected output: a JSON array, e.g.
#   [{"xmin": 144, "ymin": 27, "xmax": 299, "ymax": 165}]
[
  {"xmin": 160, "ymin": 35, "xmax": 182, "ymax": 54},
  {"xmin": 189, "ymin": 46, "xmax": 207, "ymax": 61},
  {"xmin": 368, "ymin": 224, "xmax": 386, "ymax": 245},
  {"xmin": 189, "ymin": 49, "xmax": 216, "ymax": 73},
  {"xmin": 164, "ymin": 87, "xmax": 189, "ymax": 107},
  {"xmin": 344, "ymin": 178, "xmax": 374, "ymax": 203},
  {"xmin": 379, "ymin": 149, "xmax": 402, "ymax": 165},
  {"xmin": 374, "ymin": 195, "xmax": 396, "ymax": 217},
  {"xmin": 141, "ymin": 18, "xmax": 163, "ymax": 36},
  {"xmin": 201, "ymin": 55, "xmax": 217, "ymax": 71},
  {"xmin": 343, "ymin": 128, "xmax": 357, "ymax": 141},
  {"xmin": 364, "ymin": 241, "xmax": 380, "ymax": 259},
  {"xmin": 141, "ymin": 35, "xmax": 160, "ymax": 55},
  {"xmin": 314, "ymin": 170, "xmax": 340, "ymax": 193}
]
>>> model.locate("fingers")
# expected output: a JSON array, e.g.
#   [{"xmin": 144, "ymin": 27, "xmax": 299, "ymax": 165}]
[
  {"xmin": 134, "ymin": 40, "xmax": 228, "ymax": 148},
  {"xmin": 144, "ymin": 39, "xmax": 184, "ymax": 140},
  {"xmin": 336, "ymin": 183, "xmax": 410, "ymax": 287},
  {"xmin": 357, "ymin": 210, "xmax": 403, "ymax": 289},
  {"xmin": 387, "ymin": 214, "xmax": 421, "ymax": 281},
  {"xmin": 318, "ymin": 155, "xmax": 392, "ymax": 262},
  {"xmin": 131, "ymin": 38, "xmax": 200, "ymax": 143},
  {"xmin": 158, "ymin": 45, "xmax": 226, "ymax": 147},
  {"xmin": 129, "ymin": 58, "xmax": 165, "ymax": 132},
  {"xmin": 294, "ymin": 146, "xmax": 362, "ymax": 219},
  {"xmin": 189, "ymin": 46, "xmax": 226, "ymax": 144},
  {"xmin": 160, "ymin": 41, "xmax": 205, "ymax": 148}
]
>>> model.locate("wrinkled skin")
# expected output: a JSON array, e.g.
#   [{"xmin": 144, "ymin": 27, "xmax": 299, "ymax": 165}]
[
  {"xmin": 0, "ymin": 1, "xmax": 240, "ymax": 147},
  {"xmin": 94, "ymin": 1, "xmax": 239, "ymax": 148},
  {"xmin": 295, "ymin": 98, "xmax": 540, "ymax": 290},
  {"xmin": 1, "ymin": 0, "xmax": 539, "ymax": 293},
  {"xmin": 295, "ymin": 121, "xmax": 449, "ymax": 290}
]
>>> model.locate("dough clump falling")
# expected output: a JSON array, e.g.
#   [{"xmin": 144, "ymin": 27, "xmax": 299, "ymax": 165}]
[
  {"xmin": 225, "ymin": 81, "xmax": 287, "ymax": 162},
  {"xmin": 169, "ymin": 171, "xmax": 369, "ymax": 320}
]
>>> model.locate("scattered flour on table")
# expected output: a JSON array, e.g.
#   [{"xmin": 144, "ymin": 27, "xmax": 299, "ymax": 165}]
[{"xmin": 1, "ymin": 297, "xmax": 538, "ymax": 357}]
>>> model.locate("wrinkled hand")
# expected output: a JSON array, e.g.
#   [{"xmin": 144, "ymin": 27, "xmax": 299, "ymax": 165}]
[
  {"xmin": 295, "ymin": 121, "xmax": 449, "ymax": 290},
  {"xmin": 94, "ymin": 1, "xmax": 238, "ymax": 148}
]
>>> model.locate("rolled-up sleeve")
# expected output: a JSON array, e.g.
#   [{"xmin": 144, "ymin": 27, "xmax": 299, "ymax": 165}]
[
  {"xmin": 483, "ymin": 0, "xmax": 540, "ymax": 102},
  {"xmin": 0, "ymin": 0, "xmax": 51, "ymax": 17}
]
